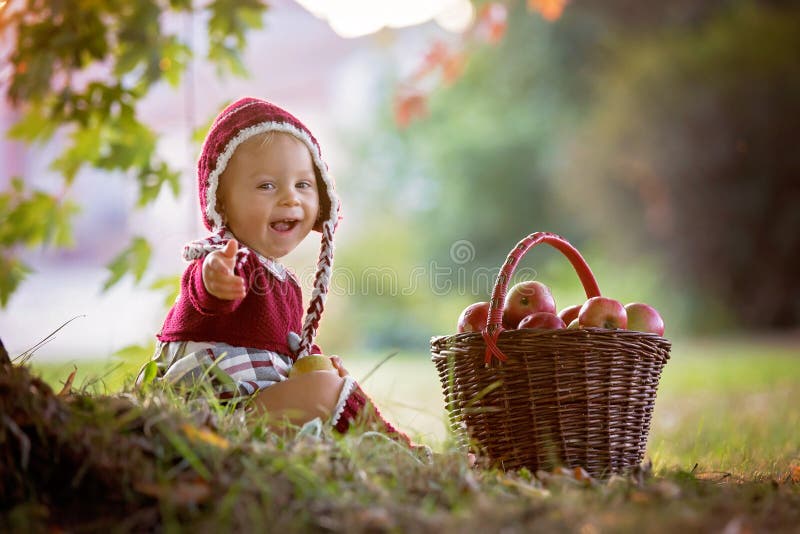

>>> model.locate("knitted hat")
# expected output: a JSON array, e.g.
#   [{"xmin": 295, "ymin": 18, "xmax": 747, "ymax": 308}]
[
  {"xmin": 197, "ymin": 97, "xmax": 340, "ymax": 356},
  {"xmin": 198, "ymin": 97, "xmax": 338, "ymax": 233}
]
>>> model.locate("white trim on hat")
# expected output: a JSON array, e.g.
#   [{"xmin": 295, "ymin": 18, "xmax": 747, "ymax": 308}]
[{"xmin": 204, "ymin": 122, "xmax": 339, "ymax": 234}]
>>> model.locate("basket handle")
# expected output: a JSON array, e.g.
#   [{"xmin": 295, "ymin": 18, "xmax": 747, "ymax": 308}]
[{"xmin": 482, "ymin": 232, "xmax": 602, "ymax": 364}]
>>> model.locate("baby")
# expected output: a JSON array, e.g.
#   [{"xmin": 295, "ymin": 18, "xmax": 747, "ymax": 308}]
[{"xmin": 140, "ymin": 97, "xmax": 411, "ymax": 444}]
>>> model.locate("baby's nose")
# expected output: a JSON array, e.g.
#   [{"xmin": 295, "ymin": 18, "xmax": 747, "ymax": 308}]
[{"xmin": 279, "ymin": 189, "xmax": 300, "ymax": 205}]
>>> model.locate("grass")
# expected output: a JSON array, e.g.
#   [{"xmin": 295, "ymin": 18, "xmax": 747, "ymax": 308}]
[
  {"xmin": 30, "ymin": 358, "xmax": 141, "ymax": 394},
  {"xmin": 650, "ymin": 337, "xmax": 800, "ymax": 479},
  {"xmin": 31, "ymin": 336, "xmax": 798, "ymax": 476},
  {"xmin": 9, "ymin": 335, "xmax": 799, "ymax": 531}
]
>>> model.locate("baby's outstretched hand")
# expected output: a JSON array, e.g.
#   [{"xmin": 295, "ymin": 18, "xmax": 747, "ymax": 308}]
[{"xmin": 202, "ymin": 239, "xmax": 247, "ymax": 300}]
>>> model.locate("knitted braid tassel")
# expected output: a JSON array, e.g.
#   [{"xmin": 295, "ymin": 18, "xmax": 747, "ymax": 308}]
[{"xmin": 298, "ymin": 219, "xmax": 335, "ymax": 357}]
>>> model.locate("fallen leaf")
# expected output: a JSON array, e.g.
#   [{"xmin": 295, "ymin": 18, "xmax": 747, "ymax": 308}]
[
  {"xmin": 790, "ymin": 461, "xmax": 800, "ymax": 484},
  {"xmin": 573, "ymin": 466, "xmax": 592, "ymax": 482},
  {"xmin": 552, "ymin": 466, "xmax": 571, "ymax": 477},
  {"xmin": 58, "ymin": 366, "xmax": 77, "ymax": 396},
  {"xmin": 180, "ymin": 422, "xmax": 230, "ymax": 450}
]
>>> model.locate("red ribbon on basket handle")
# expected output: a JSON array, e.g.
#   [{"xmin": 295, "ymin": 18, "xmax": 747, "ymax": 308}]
[{"xmin": 482, "ymin": 232, "xmax": 602, "ymax": 365}]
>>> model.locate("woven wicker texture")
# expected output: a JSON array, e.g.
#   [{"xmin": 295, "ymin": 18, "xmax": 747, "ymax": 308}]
[{"xmin": 431, "ymin": 232, "xmax": 671, "ymax": 478}]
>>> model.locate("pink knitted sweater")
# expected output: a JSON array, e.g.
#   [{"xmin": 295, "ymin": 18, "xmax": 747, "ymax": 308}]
[{"xmin": 157, "ymin": 251, "xmax": 319, "ymax": 359}]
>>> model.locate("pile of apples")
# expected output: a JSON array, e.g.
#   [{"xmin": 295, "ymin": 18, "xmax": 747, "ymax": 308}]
[{"xmin": 457, "ymin": 281, "xmax": 665, "ymax": 336}]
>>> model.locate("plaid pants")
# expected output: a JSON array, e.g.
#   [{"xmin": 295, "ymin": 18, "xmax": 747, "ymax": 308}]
[{"xmin": 139, "ymin": 340, "xmax": 292, "ymax": 399}]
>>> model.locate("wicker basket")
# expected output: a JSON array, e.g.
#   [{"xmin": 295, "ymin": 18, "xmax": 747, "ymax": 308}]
[{"xmin": 431, "ymin": 232, "xmax": 671, "ymax": 478}]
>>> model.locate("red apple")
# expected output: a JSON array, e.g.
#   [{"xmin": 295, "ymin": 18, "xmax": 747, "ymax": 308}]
[
  {"xmin": 457, "ymin": 301, "xmax": 490, "ymax": 333},
  {"xmin": 502, "ymin": 281, "xmax": 556, "ymax": 329},
  {"xmin": 518, "ymin": 312, "xmax": 566, "ymax": 330},
  {"xmin": 578, "ymin": 296, "xmax": 628, "ymax": 329},
  {"xmin": 558, "ymin": 304, "xmax": 582, "ymax": 325},
  {"xmin": 625, "ymin": 302, "xmax": 665, "ymax": 336}
]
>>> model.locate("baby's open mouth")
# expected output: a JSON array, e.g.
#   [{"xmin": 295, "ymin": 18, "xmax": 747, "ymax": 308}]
[{"xmin": 270, "ymin": 219, "xmax": 299, "ymax": 232}]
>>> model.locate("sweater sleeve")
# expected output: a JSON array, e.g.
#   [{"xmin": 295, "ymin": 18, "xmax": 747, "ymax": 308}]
[{"xmin": 184, "ymin": 257, "xmax": 248, "ymax": 316}]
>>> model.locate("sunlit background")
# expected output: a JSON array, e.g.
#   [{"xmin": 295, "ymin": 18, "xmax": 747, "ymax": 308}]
[
  {"xmin": 295, "ymin": 0, "xmax": 476, "ymax": 36},
  {"xmin": 1, "ymin": 0, "xmax": 798, "ymax": 442}
]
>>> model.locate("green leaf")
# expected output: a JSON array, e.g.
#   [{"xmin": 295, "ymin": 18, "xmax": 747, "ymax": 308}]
[
  {"xmin": 169, "ymin": 0, "xmax": 194, "ymax": 9},
  {"xmin": 139, "ymin": 361, "xmax": 159, "ymax": 387},
  {"xmin": 239, "ymin": 5, "xmax": 266, "ymax": 30},
  {"xmin": 137, "ymin": 163, "xmax": 181, "ymax": 206},
  {"xmin": 103, "ymin": 236, "xmax": 152, "ymax": 291},
  {"xmin": 160, "ymin": 39, "xmax": 192, "ymax": 87},
  {"xmin": 7, "ymin": 105, "xmax": 59, "ymax": 143},
  {"xmin": 206, "ymin": 0, "xmax": 267, "ymax": 77},
  {"xmin": 8, "ymin": 50, "xmax": 57, "ymax": 104},
  {"xmin": 50, "ymin": 124, "xmax": 104, "ymax": 183},
  {"xmin": 0, "ymin": 256, "xmax": 33, "ymax": 308},
  {"xmin": 150, "ymin": 275, "xmax": 182, "ymax": 308},
  {"xmin": 112, "ymin": 342, "xmax": 156, "ymax": 363},
  {"xmin": 0, "ymin": 191, "xmax": 11, "ymax": 225},
  {"xmin": 51, "ymin": 199, "xmax": 80, "ymax": 248},
  {"xmin": 2, "ymin": 192, "xmax": 58, "ymax": 247},
  {"xmin": 37, "ymin": 196, "xmax": 80, "ymax": 248},
  {"xmin": 0, "ymin": 183, "xmax": 78, "ymax": 249},
  {"xmin": 208, "ymin": 43, "xmax": 248, "ymax": 77},
  {"xmin": 11, "ymin": 178, "xmax": 25, "ymax": 194},
  {"xmin": 95, "ymin": 111, "xmax": 157, "ymax": 171},
  {"xmin": 114, "ymin": 43, "xmax": 149, "ymax": 78}
]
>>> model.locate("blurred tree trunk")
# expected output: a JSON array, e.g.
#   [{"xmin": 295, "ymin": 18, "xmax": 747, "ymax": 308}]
[{"xmin": 565, "ymin": 2, "xmax": 800, "ymax": 329}]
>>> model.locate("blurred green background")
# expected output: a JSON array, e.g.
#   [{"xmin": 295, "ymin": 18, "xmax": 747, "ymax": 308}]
[{"xmin": 318, "ymin": 0, "xmax": 800, "ymax": 354}]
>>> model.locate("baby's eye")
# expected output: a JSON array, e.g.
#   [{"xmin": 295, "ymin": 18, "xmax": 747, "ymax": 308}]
[
  {"xmin": 296, "ymin": 181, "xmax": 313, "ymax": 189},
  {"xmin": 258, "ymin": 182, "xmax": 275, "ymax": 191}
]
